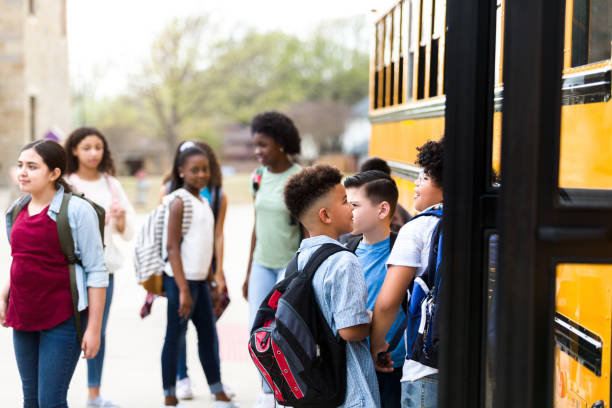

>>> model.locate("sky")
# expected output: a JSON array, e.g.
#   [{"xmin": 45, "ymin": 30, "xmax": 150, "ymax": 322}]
[{"xmin": 67, "ymin": 0, "xmax": 397, "ymax": 97}]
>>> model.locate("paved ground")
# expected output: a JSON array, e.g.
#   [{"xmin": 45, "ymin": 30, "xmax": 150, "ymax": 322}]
[{"xmin": 0, "ymin": 201, "xmax": 262, "ymax": 407}]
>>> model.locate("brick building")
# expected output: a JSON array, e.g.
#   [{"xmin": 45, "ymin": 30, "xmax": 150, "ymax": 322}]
[{"xmin": 0, "ymin": 0, "xmax": 71, "ymax": 186}]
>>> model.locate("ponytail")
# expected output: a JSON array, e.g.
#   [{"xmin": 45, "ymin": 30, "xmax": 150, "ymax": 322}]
[
  {"xmin": 21, "ymin": 139, "xmax": 72, "ymax": 193},
  {"xmin": 56, "ymin": 177, "xmax": 72, "ymax": 193}
]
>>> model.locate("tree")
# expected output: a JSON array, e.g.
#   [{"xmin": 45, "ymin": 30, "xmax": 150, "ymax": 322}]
[
  {"xmin": 134, "ymin": 15, "xmax": 217, "ymax": 150},
  {"xmin": 287, "ymin": 101, "xmax": 351, "ymax": 153}
]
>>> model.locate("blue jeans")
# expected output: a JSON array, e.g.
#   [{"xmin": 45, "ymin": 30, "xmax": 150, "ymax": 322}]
[
  {"xmin": 162, "ymin": 274, "xmax": 223, "ymax": 396},
  {"xmin": 177, "ymin": 336, "xmax": 189, "ymax": 380},
  {"xmin": 401, "ymin": 374, "xmax": 438, "ymax": 408},
  {"xmin": 377, "ymin": 367, "xmax": 403, "ymax": 408},
  {"xmin": 247, "ymin": 260, "xmax": 286, "ymax": 394},
  {"xmin": 87, "ymin": 273, "xmax": 114, "ymax": 388},
  {"xmin": 13, "ymin": 316, "xmax": 83, "ymax": 408}
]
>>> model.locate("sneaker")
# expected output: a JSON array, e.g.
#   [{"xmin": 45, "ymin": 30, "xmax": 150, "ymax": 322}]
[
  {"xmin": 163, "ymin": 404, "xmax": 187, "ymax": 408},
  {"xmin": 176, "ymin": 377, "xmax": 194, "ymax": 400},
  {"xmin": 87, "ymin": 396, "xmax": 120, "ymax": 407},
  {"xmin": 252, "ymin": 393, "xmax": 275, "ymax": 408}
]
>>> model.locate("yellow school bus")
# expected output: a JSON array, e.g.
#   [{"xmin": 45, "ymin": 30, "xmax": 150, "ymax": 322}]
[{"xmin": 369, "ymin": 0, "xmax": 611, "ymax": 406}]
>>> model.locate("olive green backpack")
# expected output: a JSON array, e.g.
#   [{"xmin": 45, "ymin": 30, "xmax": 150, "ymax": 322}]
[{"xmin": 11, "ymin": 192, "xmax": 105, "ymax": 343}]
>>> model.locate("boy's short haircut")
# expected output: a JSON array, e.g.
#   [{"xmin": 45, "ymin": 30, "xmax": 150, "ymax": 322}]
[
  {"xmin": 416, "ymin": 138, "xmax": 444, "ymax": 186},
  {"xmin": 344, "ymin": 170, "xmax": 398, "ymax": 216},
  {"xmin": 359, "ymin": 157, "xmax": 391, "ymax": 175},
  {"xmin": 284, "ymin": 164, "xmax": 343, "ymax": 220}
]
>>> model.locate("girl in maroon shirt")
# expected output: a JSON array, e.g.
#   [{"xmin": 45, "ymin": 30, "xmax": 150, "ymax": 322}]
[{"xmin": 0, "ymin": 140, "xmax": 107, "ymax": 408}]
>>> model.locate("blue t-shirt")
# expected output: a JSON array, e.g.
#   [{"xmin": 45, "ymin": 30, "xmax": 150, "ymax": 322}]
[
  {"xmin": 356, "ymin": 237, "xmax": 406, "ymax": 368},
  {"xmin": 297, "ymin": 235, "xmax": 381, "ymax": 408},
  {"xmin": 200, "ymin": 186, "xmax": 211, "ymax": 203}
]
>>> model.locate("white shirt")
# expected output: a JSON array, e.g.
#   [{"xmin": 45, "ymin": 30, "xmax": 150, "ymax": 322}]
[
  {"xmin": 387, "ymin": 205, "xmax": 441, "ymax": 382},
  {"xmin": 66, "ymin": 174, "xmax": 135, "ymax": 273},
  {"xmin": 163, "ymin": 192, "xmax": 214, "ymax": 281}
]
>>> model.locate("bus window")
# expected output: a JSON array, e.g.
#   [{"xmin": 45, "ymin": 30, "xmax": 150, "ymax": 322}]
[
  {"xmin": 417, "ymin": 45, "xmax": 426, "ymax": 99},
  {"xmin": 494, "ymin": 0, "xmax": 503, "ymax": 85},
  {"xmin": 429, "ymin": 38, "xmax": 439, "ymax": 97},
  {"xmin": 396, "ymin": 4, "xmax": 404, "ymax": 105},
  {"xmin": 571, "ymin": 0, "xmax": 611, "ymax": 67},
  {"xmin": 388, "ymin": 13, "xmax": 395, "ymax": 107},
  {"xmin": 374, "ymin": 22, "xmax": 383, "ymax": 110},
  {"xmin": 406, "ymin": 0, "xmax": 419, "ymax": 102},
  {"xmin": 484, "ymin": 234, "xmax": 499, "ymax": 408}
]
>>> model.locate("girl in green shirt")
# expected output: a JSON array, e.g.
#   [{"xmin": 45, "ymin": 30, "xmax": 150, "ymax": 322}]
[{"xmin": 242, "ymin": 111, "xmax": 303, "ymax": 408}]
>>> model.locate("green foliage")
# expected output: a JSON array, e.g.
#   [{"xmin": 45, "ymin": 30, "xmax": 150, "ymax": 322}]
[{"xmin": 76, "ymin": 14, "xmax": 370, "ymax": 155}]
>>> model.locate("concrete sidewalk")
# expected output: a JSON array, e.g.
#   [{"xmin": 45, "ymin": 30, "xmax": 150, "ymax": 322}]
[{"xmin": 0, "ymin": 204, "xmax": 262, "ymax": 407}]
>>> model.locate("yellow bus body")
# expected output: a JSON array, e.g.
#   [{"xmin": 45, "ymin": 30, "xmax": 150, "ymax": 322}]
[
  {"xmin": 555, "ymin": 264, "xmax": 612, "ymax": 408},
  {"xmin": 369, "ymin": 0, "xmax": 611, "ymax": 405}
]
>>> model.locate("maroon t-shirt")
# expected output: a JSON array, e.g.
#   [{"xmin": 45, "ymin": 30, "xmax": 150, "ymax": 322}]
[{"xmin": 6, "ymin": 205, "xmax": 73, "ymax": 331}]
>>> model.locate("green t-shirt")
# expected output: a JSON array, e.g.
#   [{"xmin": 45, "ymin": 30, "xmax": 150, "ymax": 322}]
[{"xmin": 252, "ymin": 164, "xmax": 302, "ymax": 269}]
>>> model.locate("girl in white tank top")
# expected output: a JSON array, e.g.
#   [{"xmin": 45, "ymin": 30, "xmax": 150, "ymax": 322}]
[{"xmin": 161, "ymin": 143, "xmax": 236, "ymax": 408}]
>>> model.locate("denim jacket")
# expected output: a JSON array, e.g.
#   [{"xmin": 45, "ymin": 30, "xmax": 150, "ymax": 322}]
[{"xmin": 5, "ymin": 186, "xmax": 109, "ymax": 311}]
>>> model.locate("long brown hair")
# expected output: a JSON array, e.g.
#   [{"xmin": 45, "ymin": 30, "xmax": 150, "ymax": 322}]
[
  {"xmin": 64, "ymin": 127, "xmax": 116, "ymax": 176},
  {"xmin": 193, "ymin": 141, "xmax": 222, "ymax": 188}
]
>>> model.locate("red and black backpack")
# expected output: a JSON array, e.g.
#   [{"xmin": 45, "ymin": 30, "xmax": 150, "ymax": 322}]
[{"xmin": 248, "ymin": 243, "xmax": 349, "ymax": 408}]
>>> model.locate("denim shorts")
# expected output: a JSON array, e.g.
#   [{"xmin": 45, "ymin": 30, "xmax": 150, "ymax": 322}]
[{"xmin": 401, "ymin": 374, "xmax": 438, "ymax": 408}]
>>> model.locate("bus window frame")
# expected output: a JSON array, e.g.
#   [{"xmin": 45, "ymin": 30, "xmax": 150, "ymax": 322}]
[{"xmin": 569, "ymin": 0, "xmax": 611, "ymax": 68}]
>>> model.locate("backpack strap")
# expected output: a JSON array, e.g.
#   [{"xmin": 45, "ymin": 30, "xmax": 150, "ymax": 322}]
[
  {"xmin": 430, "ymin": 227, "xmax": 444, "ymax": 297},
  {"xmin": 55, "ymin": 193, "xmax": 83, "ymax": 344},
  {"xmin": 283, "ymin": 253, "xmax": 300, "ymax": 281},
  {"xmin": 10, "ymin": 201, "xmax": 22, "ymax": 226},
  {"xmin": 251, "ymin": 166, "xmax": 265, "ymax": 195},
  {"xmin": 345, "ymin": 234, "xmax": 363, "ymax": 253},
  {"xmin": 302, "ymin": 243, "xmax": 348, "ymax": 281},
  {"xmin": 345, "ymin": 231, "xmax": 397, "ymax": 254},
  {"xmin": 424, "ymin": 219, "xmax": 443, "ymax": 290},
  {"xmin": 211, "ymin": 186, "xmax": 221, "ymax": 222},
  {"xmin": 389, "ymin": 231, "xmax": 398, "ymax": 249},
  {"xmin": 171, "ymin": 189, "xmax": 194, "ymax": 235}
]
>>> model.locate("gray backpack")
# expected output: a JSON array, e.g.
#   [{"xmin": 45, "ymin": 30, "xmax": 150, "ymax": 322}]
[{"xmin": 133, "ymin": 188, "xmax": 193, "ymax": 294}]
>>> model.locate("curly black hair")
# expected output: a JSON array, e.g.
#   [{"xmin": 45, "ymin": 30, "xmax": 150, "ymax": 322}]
[
  {"xmin": 64, "ymin": 127, "xmax": 116, "ymax": 176},
  {"xmin": 284, "ymin": 164, "xmax": 343, "ymax": 220},
  {"xmin": 416, "ymin": 138, "xmax": 444, "ymax": 186},
  {"xmin": 251, "ymin": 111, "xmax": 301, "ymax": 155}
]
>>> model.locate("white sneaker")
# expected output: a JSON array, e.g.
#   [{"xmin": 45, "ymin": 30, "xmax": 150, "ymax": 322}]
[
  {"xmin": 176, "ymin": 377, "xmax": 194, "ymax": 400},
  {"xmin": 252, "ymin": 393, "xmax": 275, "ymax": 408},
  {"xmin": 163, "ymin": 404, "xmax": 187, "ymax": 408},
  {"xmin": 87, "ymin": 396, "xmax": 120, "ymax": 407}
]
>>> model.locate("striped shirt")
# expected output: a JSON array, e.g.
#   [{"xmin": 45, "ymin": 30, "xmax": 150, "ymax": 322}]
[{"xmin": 296, "ymin": 235, "xmax": 381, "ymax": 408}]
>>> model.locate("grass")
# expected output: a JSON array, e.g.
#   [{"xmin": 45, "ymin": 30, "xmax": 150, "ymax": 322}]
[{"xmin": 119, "ymin": 173, "xmax": 253, "ymax": 213}]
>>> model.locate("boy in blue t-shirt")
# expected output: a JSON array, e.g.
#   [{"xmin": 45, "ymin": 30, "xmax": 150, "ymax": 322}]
[
  {"xmin": 344, "ymin": 170, "xmax": 405, "ymax": 408},
  {"xmin": 283, "ymin": 164, "xmax": 381, "ymax": 408}
]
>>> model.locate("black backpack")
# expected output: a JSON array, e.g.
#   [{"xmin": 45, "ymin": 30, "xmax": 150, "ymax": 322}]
[{"xmin": 248, "ymin": 243, "xmax": 349, "ymax": 408}]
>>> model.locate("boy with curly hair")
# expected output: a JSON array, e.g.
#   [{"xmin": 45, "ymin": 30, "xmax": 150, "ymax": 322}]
[
  {"xmin": 283, "ymin": 164, "xmax": 381, "ymax": 407},
  {"xmin": 370, "ymin": 139, "xmax": 444, "ymax": 408}
]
